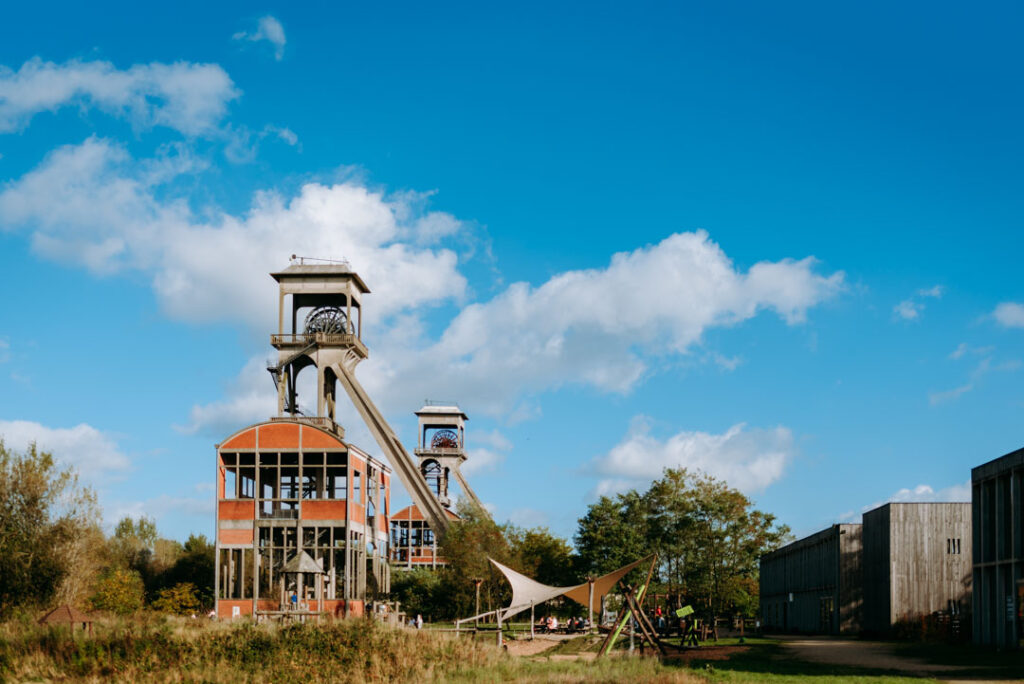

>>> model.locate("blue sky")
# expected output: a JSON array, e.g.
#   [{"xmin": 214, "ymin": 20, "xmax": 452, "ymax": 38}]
[{"xmin": 1, "ymin": 2, "xmax": 1022, "ymax": 542}]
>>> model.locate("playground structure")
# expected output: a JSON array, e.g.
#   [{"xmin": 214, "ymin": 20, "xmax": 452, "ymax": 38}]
[
  {"xmin": 445, "ymin": 552, "xmax": 739, "ymax": 656},
  {"xmin": 451, "ymin": 554, "xmax": 704, "ymax": 655}
]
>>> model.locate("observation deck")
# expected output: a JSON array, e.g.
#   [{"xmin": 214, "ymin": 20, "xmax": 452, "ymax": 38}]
[
  {"xmin": 413, "ymin": 446, "xmax": 467, "ymax": 460},
  {"xmin": 269, "ymin": 332, "xmax": 368, "ymax": 359}
]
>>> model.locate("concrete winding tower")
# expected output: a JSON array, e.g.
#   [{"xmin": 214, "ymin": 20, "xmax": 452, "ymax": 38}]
[
  {"xmin": 414, "ymin": 402, "xmax": 482, "ymax": 510},
  {"xmin": 266, "ymin": 258, "xmax": 451, "ymax": 535},
  {"xmin": 389, "ymin": 403, "xmax": 483, "ymax": 570},
  {"xmin": 213, "ymin": 257, "xmax": 468, "ymax": 618}
]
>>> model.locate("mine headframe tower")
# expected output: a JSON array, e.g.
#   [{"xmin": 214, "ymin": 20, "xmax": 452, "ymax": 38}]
[
  {"xmin": 267, "ymin": 258, "xmax": 451, "ymax": 535},
  {"xmin": 414, "ymin": 402, "xmax": 483, "ymax": 510}
]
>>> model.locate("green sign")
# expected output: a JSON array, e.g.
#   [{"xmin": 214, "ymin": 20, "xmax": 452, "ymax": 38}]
[{"xmin": 676, "ymin": 605, "xmax": 694, "ymax": 618}]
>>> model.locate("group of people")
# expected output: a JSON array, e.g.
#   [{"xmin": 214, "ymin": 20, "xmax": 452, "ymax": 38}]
[{"xmin": 536, "ymin": 615, "xmax": 589, "ymax": 633}]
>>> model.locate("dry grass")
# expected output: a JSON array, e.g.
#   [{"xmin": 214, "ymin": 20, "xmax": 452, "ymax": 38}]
[
  {"xmin": 0, "ymin": 614, "xmax": 504, "ymax": 683},
  {"xmin": 0, "ymin": 614, "xmax": 707, "ymax": 683}
]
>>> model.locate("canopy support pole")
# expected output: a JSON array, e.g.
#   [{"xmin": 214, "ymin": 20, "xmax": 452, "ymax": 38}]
[{"xmin": 588, "ymin": 579, "xmax": 595, "ymax": 633}]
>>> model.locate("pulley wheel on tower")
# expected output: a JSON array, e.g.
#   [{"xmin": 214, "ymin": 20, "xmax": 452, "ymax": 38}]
[
  {"xmin": 431, "ymin": 429, "xmax": 459, "ymax": 449},
  {"xmin": 304, "ymin": 306, "xmax": 348, "ymax": 335}
]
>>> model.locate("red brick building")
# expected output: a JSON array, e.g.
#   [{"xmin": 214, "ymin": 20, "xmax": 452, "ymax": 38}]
[{"xmin": 215, "ymin": 419, "xmax": 391, "ymax": 619}]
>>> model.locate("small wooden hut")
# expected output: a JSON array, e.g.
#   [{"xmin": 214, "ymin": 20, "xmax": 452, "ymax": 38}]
[
  {"xmin": 39, "ymin": 605, "xmax": 94, "ymax": 634},
  {"xmin": 281, "ymin": 551, "xmax": 326, "ymax": 615}
]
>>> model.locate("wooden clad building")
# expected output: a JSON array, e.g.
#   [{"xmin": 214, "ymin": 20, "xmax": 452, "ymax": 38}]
[
  {"xmin": 760, "ymin": 524, "xmax": 863, "ymax": 634},
  {"xmin": 862, "ymin": 503, "xmax": 971, "ymax": 633},
  {"xmin": 972, "ymin": 446, "xmax": 1024, "ymax": 648}
]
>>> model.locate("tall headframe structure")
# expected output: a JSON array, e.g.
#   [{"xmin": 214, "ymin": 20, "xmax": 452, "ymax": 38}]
[
  {"xmin": 389, "ymin": 402, "xmax": 483, "ymax": 570},
  {"xmin": 414, "ymin": 402, "xmax": 483, "ymax": 510},
  {"xmin": 267, "ymin": 259, "xmax": 451, "ymax": 536}
]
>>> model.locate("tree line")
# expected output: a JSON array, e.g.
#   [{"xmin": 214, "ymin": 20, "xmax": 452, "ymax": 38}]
[
  {"xmin": 393, "ymin": 468, "xmax": 790, "ymax": 621},
  {"xmin": 1, "ymin": 440, "xmax": 788, "ymax": 623},
  {"xmin": 0, "ymin": 441, "xmax": 213, "ymax": 619}
]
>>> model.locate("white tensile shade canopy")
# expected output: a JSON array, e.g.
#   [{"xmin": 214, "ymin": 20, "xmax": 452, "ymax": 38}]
[{"xmin": 489, "ymin": 555, "xmax": 651, "ymax": 620}]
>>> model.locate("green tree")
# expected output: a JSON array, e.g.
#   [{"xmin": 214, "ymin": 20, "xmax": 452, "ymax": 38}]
[
  {"xmin": 151, "ymin": 582, "xmax": 201, "ymax": 615},
  {"xmin": 111, "ymin": 516, "xmax": 159, "ymax": 570},
  {"xmin": 574, "ymin": 468, "xmax": 790, "ymax": 618},
  {"xmin": 390, "ymin": 568, "xmax": 443, "ymax": 619},
  {"xmin": 111, "ymin": 516, "xmax": 194, "ymax": 602},
  {"xmin": 506, "ymin": 526, "xmax": 576, "ymax": 587},
  {"xmin": 436, "ymin": 500, "xmax": 514, "ymax": 619},
  {"xmin": 0, "ymin": 441, "xmax": 99, "ymax": 616},
  {"xmin": 90, "ymin": 567, "xmax": 145, "ymax": 614},
  {"xmin": 573, "ymin": 492, "xmax": 648, "ymax": 576},
  {"xmin": 157, "ymin": 534, "xmax": 215, "ymax": 608}
]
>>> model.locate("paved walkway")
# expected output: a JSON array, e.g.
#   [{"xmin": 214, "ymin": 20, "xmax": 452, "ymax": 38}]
[{"xmin": 774, "ymin": 635, "xmax": 999, "ymax": 681}]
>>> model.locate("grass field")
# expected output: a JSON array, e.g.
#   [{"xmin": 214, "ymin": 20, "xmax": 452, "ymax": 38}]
[{"xmin": 2, "ymin": 615, "xmax": 1021, "ymax": 682}]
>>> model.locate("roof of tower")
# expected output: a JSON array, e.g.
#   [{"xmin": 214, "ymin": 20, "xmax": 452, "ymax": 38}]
[
  {"xmin": 270, "ymin": 263, "xmax": 370, "ymax": 293},
  {"xmin": 391, "ymin": 504, "xmax": 461, "ymax": 522},
  {"xmin": 415, "ymin": 402, "xmax": 468, "ymax": 420}
]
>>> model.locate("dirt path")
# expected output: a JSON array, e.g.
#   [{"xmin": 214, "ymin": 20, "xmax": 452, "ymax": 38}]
[
  {"xmin": 504, "ymin": 634, "xmax": 576, "ymax": 657},
  {"xmin": 776, "ymin": 635, "xmax": 978, "ymax": 678}
]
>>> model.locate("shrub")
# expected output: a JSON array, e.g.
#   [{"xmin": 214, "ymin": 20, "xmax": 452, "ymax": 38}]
[
  {"xmin": 151, "ymin": 583, "xmax": 201, "ymax": 615},
  {"xmin": 89, "ymin": 568, "xmax": 144, "ymax": 615}
]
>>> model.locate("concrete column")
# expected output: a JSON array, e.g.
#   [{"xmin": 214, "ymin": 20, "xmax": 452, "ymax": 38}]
[
  {"xmin": 278, "ymin": 292, "xmax": 284, "ymax": 335},
  {"xmin": 316, "ymin": 365, "xmax": 325, "ymax": 418}
]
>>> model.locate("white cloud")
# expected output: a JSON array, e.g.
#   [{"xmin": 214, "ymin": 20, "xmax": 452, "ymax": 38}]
[
  {"xmin": 928, "ymin": 383, "xmax": 973, "ymax": 405},
  {"xmin": 458, "ymin": 428, "xmax": 514, "ymax": 476},
  {"xmin": 0, "ymin": 137, "xmax": 468, "ymax": 326},
  {"xmin": 893, "ymin": 284, "xmax": 943, "ymax": 321},
  {"xmin": 589, "ymin": 417, "xmax": 795, "ymax": 498},
  {"xmin": 994, "ymin": 302, "xmax": 1024, "ymax": 328},
  {"xmin": 929, "ymin": 356, "xmax": 1021, "ymax": 405},
  {"xmin": 461, "ymin": 448, "xmax": 505, "ymax": 476},
  {"xmin": 355, "ymin": 230, "xmax": 844, "ymax": 418},
  {"xmin": 178, "ymin": 356, "xmax": 277, "ymax": 436},
  {"xmin": 472, "ymin": 429, "xmax": 514, "ymax": 452},
  {"xmin": 846, "ymin": 481, "xmax": 972, "ymax": 522},
  {"xmin": 710, "ymin": 352, "xmax": 743, "ymax": 371},
  {"xmin": 948, "ymin": 342, "xmax": 993, "ymax": 361},
  {"xmin": 0, "ymin": 419, "xmax": 131, "ymax": 480},
  {"xmin": 234, "ymin": 16, "xmax": 287, "ymax": 61},
  {"xmin": 506, "ymin": 507, "xmax": 548, "ymax": 527},
  {"xmin": 888, "ymin": 481, "xmax": 971, "ymax": 503},
  {"xmin": 893, "ymin": 299, "xmax": 921, "ymax": 320},
  {"xmin": 0, "ymin": 137, "xmax": 842, "ymax": 437},
  {"xmin": 182, "ymin": 230, "xmax": 842, "ymax": 432},
  {"xmin": 223, "ymin": 124, "xmax": 301, "ymax": 163},
  {"xmin": 272, "ymin": 126, "xmax": 298, "ymax": 146},
  {"xmin": 0, "ymin": 57, "xmax": 238, "ymax": 136},
  {"xmin": 0, "ymin": 338, "xmax": 9, "ymax": 363},
  {"xmin": 105, "ymin": 494, "xmax": 214, "ymax": 530}
]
